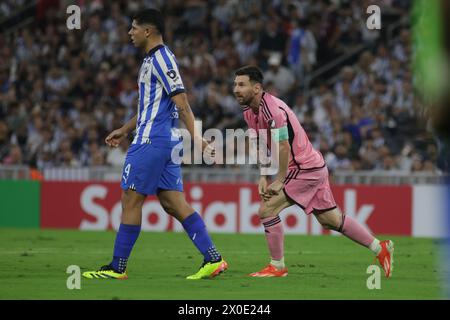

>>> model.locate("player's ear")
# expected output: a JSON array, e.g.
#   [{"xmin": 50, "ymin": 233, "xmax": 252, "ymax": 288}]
[
  {"xmin": 254, "ymin": 82, "xmax": 262, "ymax": 94},
  {"xmin": 144, "ymin": 25, "xmax": 153, "ymax": 38},
  {"xmin": 144, "ymin": 27, "xmax": 151, "ymax": 38}
]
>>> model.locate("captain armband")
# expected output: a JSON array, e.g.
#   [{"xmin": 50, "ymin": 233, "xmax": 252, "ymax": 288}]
[{"xmin": 271, "ymin": 125, "xmax": 289, "ymax": 141}]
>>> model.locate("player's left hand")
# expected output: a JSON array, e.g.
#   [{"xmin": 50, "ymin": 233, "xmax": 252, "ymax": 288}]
[{"xmin": 265, "ymin": 179, "xmax": 284, "ymax": 200}]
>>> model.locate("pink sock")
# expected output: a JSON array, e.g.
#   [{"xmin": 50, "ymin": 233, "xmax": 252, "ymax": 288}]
[
  {"xmin": 260, "ymin": 216, "xmax": 284, "ymax": 260},
  {"xmin": 340, "ymin": 215, "xmax": 374, "ymax": 247}
]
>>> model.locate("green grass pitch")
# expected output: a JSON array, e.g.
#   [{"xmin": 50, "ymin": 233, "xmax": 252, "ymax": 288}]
[{"xmin": 0, "ymin": 228, "xmax": 446, "ymax": 299}]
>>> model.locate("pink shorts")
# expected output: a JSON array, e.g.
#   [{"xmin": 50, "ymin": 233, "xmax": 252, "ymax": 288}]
[{"xmin": 283, "ymin": 166, "xmax": 337, "ymax": 215}]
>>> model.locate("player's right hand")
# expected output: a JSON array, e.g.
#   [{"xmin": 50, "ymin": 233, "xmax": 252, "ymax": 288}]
[{"xmin": 105, "ymin": 128, "xmax": 127, "ymax": 148}]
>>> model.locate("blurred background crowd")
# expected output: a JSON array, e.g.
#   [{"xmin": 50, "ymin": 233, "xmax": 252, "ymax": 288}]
[{"xmin": 0, "ymin": 0, "xmax": 448, "ymax": 174}]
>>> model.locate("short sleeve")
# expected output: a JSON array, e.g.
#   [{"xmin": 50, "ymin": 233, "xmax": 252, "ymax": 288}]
[
  {"xmin": 260, "ymin": 99, "xmax": 287, "ymax": 129},
  {"xmin": 153, "ymin": 47, "xmax": 185, "ymax": 97}
]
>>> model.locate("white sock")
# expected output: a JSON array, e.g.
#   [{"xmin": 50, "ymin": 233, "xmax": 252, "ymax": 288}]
[
  {"xmin": 369, "ymin": 239, "xmax": 381, "ymax": 255},
  {"xmin": 270, "ymin": 257, "xmax": 285, "ymax": 270}
]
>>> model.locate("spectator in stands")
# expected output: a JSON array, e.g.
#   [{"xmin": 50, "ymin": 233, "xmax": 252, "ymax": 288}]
[
  {"xmin": 263, "ymin": 52, "xmax": 296, "ymax": 101},
  {"xmin": 2, "ymin": 144, "xmax": 23, "ymax": 165},
  {"xmin": 258, "ymin": 19, "xmax": 286, "ymax": 67},
  {"xmin": 287, "ymin": 18, "xmax": 317, "ymax": 82}
]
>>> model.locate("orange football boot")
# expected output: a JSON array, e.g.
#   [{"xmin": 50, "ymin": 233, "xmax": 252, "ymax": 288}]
[
  {"xmin": 249, "ymin": 264, "xmax": 288, "ymax": 277},
  {"xmin": 376, "ymin": 240, "xmax": 394, "ymax": 278}
]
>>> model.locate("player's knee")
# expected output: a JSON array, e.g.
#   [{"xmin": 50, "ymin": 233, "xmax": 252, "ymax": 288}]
[
  {"xmin": 159, "ymin": 196, "xmax": 192, "ymax": 218},
  {"xmin": 159, "ymin": 198, "xmax": 176, "ymax": 215},
  {"xmin": 321, "ymin": 221, "xmax": 338, "ymax": 230},
  {"xmin": 258, "ymin": 203, "xmax": 279, "ymax": 219},
  {"xmin": 258, "ymin": 204, "xmax": 268, "ymax": 218},
  {"xmin": 316, "ymin": 212, "xmax": 341, "ymax": 231},
  {"xmin": 121, "ymin": 190, "xmax": 143, "ymax": 211}
]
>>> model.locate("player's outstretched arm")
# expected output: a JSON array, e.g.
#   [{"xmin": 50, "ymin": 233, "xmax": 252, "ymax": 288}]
[{"xmin": 105, "ymin": 114, "xmax": 137, "ymax": 148}]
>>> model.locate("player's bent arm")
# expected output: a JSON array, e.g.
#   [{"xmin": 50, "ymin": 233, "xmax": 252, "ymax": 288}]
[
  {"xmin": 171, "ymin": 92, "xmax": 202, "ymax": 143},
  {"xmin": 121, "ymin": 114, "xmax": 138, "ymax": 134},
  {"xmin": 105, "ymin": 114, "xmax": 137, "ymax": 147},
  {"xmin": 277, "ymin": 139, "xmax": 290, "ymax": 182},
  {"xmin": 272, "ymin": 126, "xmax": 290, "ymax": 182}
]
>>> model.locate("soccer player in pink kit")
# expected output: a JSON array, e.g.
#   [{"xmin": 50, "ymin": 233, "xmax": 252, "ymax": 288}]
[{"xmin": 233, "ymin": 66, "xmax": 394, "ymax": 278}]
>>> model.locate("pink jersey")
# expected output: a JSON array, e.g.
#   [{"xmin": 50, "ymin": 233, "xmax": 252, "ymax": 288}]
[{"xmin": 243, "ymin": 92, "xmax": 325, "ymax": 171}]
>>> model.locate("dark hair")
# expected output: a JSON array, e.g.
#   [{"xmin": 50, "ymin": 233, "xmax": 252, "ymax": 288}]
[
  {"xmin": 234, "ymin": 65, "xmax": 264, "ymax": 84},
  {"xmin": 133, "ymin": 9, "xmax": 165, "ymax": 35}
]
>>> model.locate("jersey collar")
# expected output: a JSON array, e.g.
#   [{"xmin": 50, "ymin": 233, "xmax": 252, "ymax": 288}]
[
  {"xmin": 147, "ymin": 44, "xmax": 165, "ymax": 57},
  {"xmin": 247, "ymin": 92, "xmax": 266, "ymax": 114}
]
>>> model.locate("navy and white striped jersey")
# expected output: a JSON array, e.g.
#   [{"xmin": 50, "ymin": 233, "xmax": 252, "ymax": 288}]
[{"xmin": 132, "ymin": 44, "xmax": 185, "ymax": 147}]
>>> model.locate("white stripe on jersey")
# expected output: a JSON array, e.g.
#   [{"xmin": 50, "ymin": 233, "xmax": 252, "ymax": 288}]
[{"xmin": 141, "ymin": 84, "xmax": 163, "ymax": 143}]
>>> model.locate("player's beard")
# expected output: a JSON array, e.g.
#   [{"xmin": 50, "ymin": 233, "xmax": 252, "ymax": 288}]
[{"xmin": 236, "ymin": 93, "xmax": 254, "ymax": 106}]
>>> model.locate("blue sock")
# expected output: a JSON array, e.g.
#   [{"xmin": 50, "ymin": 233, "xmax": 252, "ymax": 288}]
[
  {"xmin": 182, "ymin": 212, "xmax": 221, "ymax": 263},
  {"xmin": 111, "ymin": 223, "xmax": 141, "ymax": 273}
]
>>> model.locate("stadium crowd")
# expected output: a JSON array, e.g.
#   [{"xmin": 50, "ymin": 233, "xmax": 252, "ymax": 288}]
[{"xmin": 0, "ymin": 0, "xmax": 447, "ymax": 174}]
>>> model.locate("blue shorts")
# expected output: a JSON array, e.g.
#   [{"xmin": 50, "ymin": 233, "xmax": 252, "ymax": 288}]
[{"xmin": 120, "ymin": 143, "xmax": 183, "ymax": 196}]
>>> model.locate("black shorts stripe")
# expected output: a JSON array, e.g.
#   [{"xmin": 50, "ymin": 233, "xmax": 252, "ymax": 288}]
[
  {"xmin": 313, "ymin": 206, "xmax": 338, "ymax": 214},
  {"xmin": 284, "ymin": 170, "xmax": 297, "ymax": 185},
  {"xmin": 300, "ymin": 164, "xmax": 327, "ymax": 172},
  {"xmin": 285, "ymin": 167, "xmax": 323, "ymax": 185},
  {"xmin": 283, "ymin": 172, "xmax": 292, "ymax": 184}
]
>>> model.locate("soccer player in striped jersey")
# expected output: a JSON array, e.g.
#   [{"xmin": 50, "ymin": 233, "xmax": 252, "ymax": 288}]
[
  {"xmin": 83, "ymin": 9, "xmax": 227, "ymax": 280},
  {"xmin": 233, "ymin": 66, "xmax": 394, "ymax": 278}
]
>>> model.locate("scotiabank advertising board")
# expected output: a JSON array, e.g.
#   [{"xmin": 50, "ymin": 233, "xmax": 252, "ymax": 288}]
[{"xmin": 40, "ymin": 182, "xmax": 447, "ymax": 237}]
